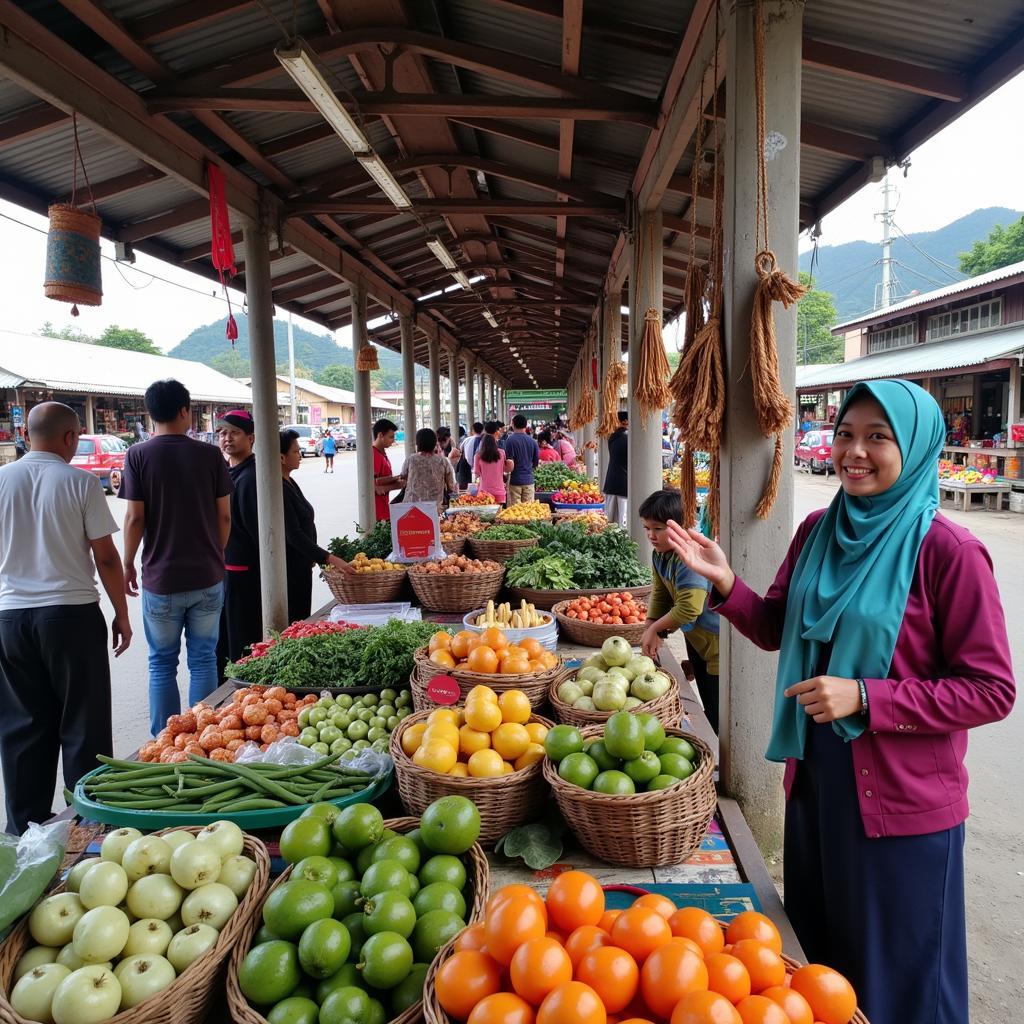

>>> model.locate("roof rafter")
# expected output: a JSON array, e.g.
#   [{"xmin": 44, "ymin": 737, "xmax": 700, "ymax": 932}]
[{"xmin": 286, "ymin": 199, "xmax": 622, "ymax": 217}]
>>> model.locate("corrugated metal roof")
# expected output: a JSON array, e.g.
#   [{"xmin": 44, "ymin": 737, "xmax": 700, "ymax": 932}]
[
  {"xmin": 0, "ymin": 331, "xmax": 256, "ymax": 404},
  {"xmin": 834, "ymin": 259, "xmax": 1024, "ymax": 330},
  {"xmin": 274, "ymin": 376, "xmax": 400, "ymax": 411},
  {"xmin": 0, "ymin": 369, "xmax": 26, "ymax": 388},
  {"xmin": 795, "ymin": 327, "xmax": 1024, "ymax": 389}
]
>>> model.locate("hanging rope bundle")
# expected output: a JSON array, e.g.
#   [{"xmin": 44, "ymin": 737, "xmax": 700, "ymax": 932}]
[
  {"xmin": 356, "ymin": 339, "xmax": 380, "ymax": 372},
  {"xmin": 597, "ymin": 360, "xmax": 628, "ymax": 437},
  {"xmin": 749, "ymin": 0, "xmax": 806, "ymax": 518},
  {"xmin": 571, "ymin": 377, "xmax": 596, "ymax": 429},
  {"xmin": 634, "ymin": 308, "xmax": 672, "ymax": 428}
]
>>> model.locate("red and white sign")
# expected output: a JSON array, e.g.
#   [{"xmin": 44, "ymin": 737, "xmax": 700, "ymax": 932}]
[
  {"xmin": 426, "ymin": 674, "xmax": 461, "ymax": 705},
  {"xmin": 389, "ymin": 501, "xmax": 443, "ymax": 562}
]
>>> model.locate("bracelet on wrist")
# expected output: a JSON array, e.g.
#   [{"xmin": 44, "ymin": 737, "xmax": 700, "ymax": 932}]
[{"xmin": 856, "ymin": 677, "xmax": 869, "ymax": 715}]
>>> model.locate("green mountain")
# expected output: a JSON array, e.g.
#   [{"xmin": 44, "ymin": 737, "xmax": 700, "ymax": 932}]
[
  {"xmin": 168, "ymin": 314, "xmax": 413, "ymax": 384},
  {"xmin": 798, "ymin": 207, "xmax": 1022, "ymax": 322}
]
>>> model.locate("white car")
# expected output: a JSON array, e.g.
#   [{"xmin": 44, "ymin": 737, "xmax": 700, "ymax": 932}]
[{"xmin": 282, "ymin": 423, "xmax": 320, "ymax": 457}]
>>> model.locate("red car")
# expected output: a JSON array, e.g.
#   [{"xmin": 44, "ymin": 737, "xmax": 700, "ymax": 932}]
[
  {"xmin": 795, "ymin": 428, "xmax": 834, "ymax": 473},
  {"xmin": 72, "ymin": 433, "xmax": 128, "ymax": 493}
]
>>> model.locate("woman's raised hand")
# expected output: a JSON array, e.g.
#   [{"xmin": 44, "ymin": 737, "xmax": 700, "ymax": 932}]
[{"xmin": 664, "ymin": 521, "xmax": 735, "ymax": 598}]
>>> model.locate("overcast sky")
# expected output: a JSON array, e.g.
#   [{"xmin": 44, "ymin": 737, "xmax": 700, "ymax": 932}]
[{"xmin": 1, "ymin": 71, "xmax": 1021, "ymax": 355}]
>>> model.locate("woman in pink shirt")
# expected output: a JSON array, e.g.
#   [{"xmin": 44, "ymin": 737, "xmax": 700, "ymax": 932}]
[
  {"xmin": 666, "ymin": 380, "xmax": 1014, "ymax": 1024},
  {"xmin": 473, "ymin": 432, "xmax": 514, "ymax": 505},
  {"xmin": 536, "ymin": 430, "xmax": 561, "ymax": 462},
  {"xmin": 555, "ymin": 430, "xmax": 578, "ymax": 469}
]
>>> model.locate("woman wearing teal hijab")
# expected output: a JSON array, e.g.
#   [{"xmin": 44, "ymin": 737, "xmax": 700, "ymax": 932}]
[{"xmin": 666, "ymin": 380, "xmax": 1015, "ymax": 1024}]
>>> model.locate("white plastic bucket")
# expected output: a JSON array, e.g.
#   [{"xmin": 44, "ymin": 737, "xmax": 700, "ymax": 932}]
[{"xmin": 462, "ymin": 607, "xmax": 559, "ymax": 651}]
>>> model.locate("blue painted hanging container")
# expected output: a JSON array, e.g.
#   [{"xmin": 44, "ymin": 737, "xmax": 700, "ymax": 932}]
[{"xmin": 44, "ymin": 203, "xmax": 102, "ymax": 309}]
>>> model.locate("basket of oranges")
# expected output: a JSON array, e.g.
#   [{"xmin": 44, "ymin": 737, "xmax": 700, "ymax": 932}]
[
  {"xmin": 389, "ymin": 693, "xmax": 554, "ymax": 844},
  {"xmin": 423, "ymin": 877, "xmax": 868, "ymax": 1024},
  {"xmin": 412, "ymin": 627, "xmax": 564, "ymax": 711}
]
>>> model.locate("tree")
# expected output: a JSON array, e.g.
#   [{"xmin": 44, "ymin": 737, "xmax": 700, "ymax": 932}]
[
  {"xmin": 276, "ymin": 360, "xmax": 315, "ymax": 381},
  {"xmin": 797, "ymin": 272, "xmax": 842, "ymax": 364},
  {"xmin": 40, "ymin": 321, "xmax": 94, "ymax": 343},
  {"xmin": 95, "ymin": 325, "xmax": 161, "ymax": 355},
  {"xmin": 317, "ymin": 363, "xmax": 355, "ymax": 391},
  {"xmin": 211, "ymin": 349, "xmax": 251, "ymax": 378},
  {"xmin": 959, "ymin": 216, "xmax": 1024, "ymax": 276}
]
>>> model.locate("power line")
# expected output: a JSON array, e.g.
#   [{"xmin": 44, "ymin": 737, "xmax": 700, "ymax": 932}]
[{"xmin": 890, "ymin": 220, "xmax": 966, "ymax": 282}]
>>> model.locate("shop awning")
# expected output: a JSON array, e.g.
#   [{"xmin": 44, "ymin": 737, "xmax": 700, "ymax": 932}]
[
  {"xmin": 0, "ymin": 368, "xmax": 28, "ymax": 389},
  {"xmin": 796, "ymin": 328, "xmax": 1024, "ymax": 391}
]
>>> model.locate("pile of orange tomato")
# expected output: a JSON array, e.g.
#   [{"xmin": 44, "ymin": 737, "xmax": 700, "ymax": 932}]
[
  {"xmin": 429, "ymin": 627, "xmax": 559, "ymax": 676},
  {"xmin": 562, "ymin": 592, "xmax": 646, "ymax": 625},
  {"xmin": 434, "ymin": 872, "xmax": 858, "ymax": 1024}
]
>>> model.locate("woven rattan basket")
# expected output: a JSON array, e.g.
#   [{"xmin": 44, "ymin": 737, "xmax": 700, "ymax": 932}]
[
  {"xmin": 440, "ymin": 536, "xmax": 468, "ymax": 556},
  {"xmin": 0, "ymin": 826, "xmax": 270, "ymax": 1024},
  {"xmin": 321, "ymin": 564, "xmax": 407, "ymax": 604},
  {"xmin": 390, "ymin": 712, "xmax": 554, "ymax": 845},
  {"xmin": 507, "ymin": 583, "xmax": 652, "ymax": 612},
  {"xmin": 410, "ymin": 647, "xmax": 566, "ymax": 711},
  {"xmin": 422, "ymin": 932, "xmax": 871, "ymax": 1024},
  {"xmin": 226, "ymin": 817, "xmax": 489, "ymax": 1024},
  {"xmin": 548, "ymin": 672, "xmax": 683, "ymax": 729},
  {"xmin": 467, "ymin": 535, "xmax": 539, "ymax": 563},
  {"xmin": 542, "ymin": 726, "xmax": 716, "ymax": 866},
  {"xmin": 550, "ymin": 599, "xmax": 648, "ymax": 647},
  {"xmin": 409, "ymin": 566, "xmax": 505, "ymax": 613}
]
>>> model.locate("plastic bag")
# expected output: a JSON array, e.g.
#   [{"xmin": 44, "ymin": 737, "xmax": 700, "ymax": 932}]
[
  {"xmin": 0, "ymin": 819, "xmax": 72, "ymax": 938},
  {"xmin": 234, "ymin": 737, "xmax": 392, "ymax": 781}
]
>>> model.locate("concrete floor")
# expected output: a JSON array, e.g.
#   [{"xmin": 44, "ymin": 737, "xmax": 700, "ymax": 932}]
[{"xmin": 3, "ymin": 450, "xmax": 1020, "ymax": 1020}]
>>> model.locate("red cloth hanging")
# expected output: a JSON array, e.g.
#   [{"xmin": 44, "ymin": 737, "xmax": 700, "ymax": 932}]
[{"xmin": 207, "ymin": 162, "xmax": 238, "ymax": 344}]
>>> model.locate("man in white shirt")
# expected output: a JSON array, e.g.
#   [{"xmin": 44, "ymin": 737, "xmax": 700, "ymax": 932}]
[{"xmin": 0, "ymin": 402, "xmax": 131, "ymax": 833}]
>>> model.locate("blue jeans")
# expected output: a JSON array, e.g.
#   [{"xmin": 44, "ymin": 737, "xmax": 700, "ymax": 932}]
[{"xmin": 142, "ymin": 583, "xmax": 224, "ymax": 737}]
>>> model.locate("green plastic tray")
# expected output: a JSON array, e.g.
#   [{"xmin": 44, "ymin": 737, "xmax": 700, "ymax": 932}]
[{"xmin": 71, "ymin": 762, "xmax": 393, "ymax": 830}]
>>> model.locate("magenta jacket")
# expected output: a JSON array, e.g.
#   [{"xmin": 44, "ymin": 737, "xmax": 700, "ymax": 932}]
[{"xmin": 714, "ymin": 510, "xmax": 1015, "ymax": 838}]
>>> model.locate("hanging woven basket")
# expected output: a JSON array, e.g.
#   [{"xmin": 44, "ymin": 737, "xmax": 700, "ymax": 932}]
[{"xmin": 44, "ymin": 203, "xmax": 102, "ymax": 308}]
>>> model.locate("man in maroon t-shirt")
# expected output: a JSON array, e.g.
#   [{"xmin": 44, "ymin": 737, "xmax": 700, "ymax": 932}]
[
  {"xmin": 120, "ymin": 380, "xmax": 233, "ymax": 736},
  {"xmin": 372, "ymin": 418, "xmax": 403, "ymax": 521}
]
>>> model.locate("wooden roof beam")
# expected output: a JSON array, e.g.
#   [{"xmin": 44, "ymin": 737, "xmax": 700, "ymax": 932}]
[
  {"xmin": 420, "ymin": 296, "xmax": 594, "ymax": 307},
  {"xmin": 801, "ymin": 122, "xmax": 891, "ymax": 162},
  {"xmin": 287, "ymin": 199, "xmax": 622, "ymax": 217},
  {"xmin": 57, "ymin": 164, "xmax": 165, "ymax": 203},
  {"xmin": 0, "ymin": 103, "xmax": 66, "ymax": 147},
  {"xmin": 126, "ymin": 0, "xmax": 248, "ymax": 44},
  {"xmin": 147, "ymin": 90, "xmax": 659, "ymax": 125},
  {"xmin": 802, "ymin": 38, "xmax": 966, "ymax": 102},
  {"xmin": 555, "ymin": 0, "xmax": 584, "ymax": 301},
  {"xmin": 114, "ymin": 198, "xmax": 210, "ymax": 242},
  {"xmin": 182, "ymin": 27, "xmax": 665, "ymax": 103}
]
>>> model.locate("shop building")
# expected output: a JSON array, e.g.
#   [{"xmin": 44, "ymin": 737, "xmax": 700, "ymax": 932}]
[
  {"xmin": 258, "ymin": 376, "xmax": 400, "ymax": 427},
  {"xmin": 797, "ymin": 260, "xmax": 1024, "ymax": 480},
  {"xmin": 0, "ymin": 329, "xmax": 256, "ymax": 463}
]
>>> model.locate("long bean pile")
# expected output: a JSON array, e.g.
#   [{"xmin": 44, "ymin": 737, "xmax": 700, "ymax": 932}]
[{"xmin": 81, "ymin": 752, "xmax": 376, "ymax": 814}]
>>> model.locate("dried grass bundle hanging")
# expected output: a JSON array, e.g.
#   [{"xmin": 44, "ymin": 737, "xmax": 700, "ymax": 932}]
[
  {"xmin": 597, "ymin": 361, "xmax": 628, "ymax": 437},
  {"xmin": 571, "ymin": 381, "xmax": 596, "ymax": 429},
  {"xmin": 634, "ymin": 308, "xmax": 672, "ymax": 428},
  {"xmin": 356, "ymin": 342, "xmax": 380, "ymax": 372},
  {"xmin": 749, "ymin": 0, "xmax": 806, "ymax": 519}
]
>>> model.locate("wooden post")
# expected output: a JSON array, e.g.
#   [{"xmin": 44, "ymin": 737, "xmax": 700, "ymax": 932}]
[
  {"xmin": 352, "ymin": 281, "xmax": 376, "ymax": 533},
  {"xmin": 400, "ymin": 314, "xmax": 416, "ymax": 459},
  {"xmin": 428, "ymin": 335, "xmax": 441, "ymax": 429},
  {"xmin": 627, "ymin": 208, "xmax": 664, "ymax": 555},
  {"xmin": 242, "ymin": 215, "xmax": 288, "ymax": 635}
]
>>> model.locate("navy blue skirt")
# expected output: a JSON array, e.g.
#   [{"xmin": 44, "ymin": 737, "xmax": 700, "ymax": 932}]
[{"xmin": 784, "ymin": 721, "xmax": 968, "ymax": 1024}]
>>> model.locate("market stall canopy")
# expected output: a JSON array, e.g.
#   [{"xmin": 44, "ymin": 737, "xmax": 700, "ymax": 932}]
[
  {"xmin": 0, "ymin": 1, "xmax": 1021, "ymax": 388},
  {"xmin": 796, "ymin": 326, "xmax": 1024, "ymax": 392},
  {"xmin": 0, "ymin": 329, "xmax": 257, "ymax": 405}
]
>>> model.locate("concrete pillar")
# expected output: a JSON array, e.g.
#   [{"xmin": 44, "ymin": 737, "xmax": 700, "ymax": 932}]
[
  {"xmin": 448, "ymin": 348, "xmax": 461, "ymax": 436},
  {"xmin": 627, "ymin": 209, "xmax": 665, "ymax": 554},
  {"xmin": 478, "ymin": 370, "xmax": 487, "ymax": 422},
  {"xmin": 719, "ymin": 0, "xmax": 803, "ymax": 853},
  {"xmin": 401, "ymin": 315, "xmax": 417, "ymax": 460},
  {"xmin": 84, "ymin": 395, "xmax": 95, "ymax": 434},
  {"xmin": 1007, "ymin": 362, "xmax": 1021, "ymax": 426},
  {"xmin": 242, "ymin": 216, "xmax": 289, "ymax": 635},
  {"xmin": 464, "ymin": 355, "xmax": 476, "ymax": 425},
  {"xmin": 428, "ymin": 335, "xmax": 441, "ymax": 429},
  {"xmin": 352, "ymin": 281, "xmax": 376, "ymax": 533},
  {"xmin": 583, "ymin": 344, "xmax": 597, "ymax": 478}
]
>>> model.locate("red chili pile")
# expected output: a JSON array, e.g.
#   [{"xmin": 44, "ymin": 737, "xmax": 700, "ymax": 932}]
[{"xmin": 236, "ymin": 619, "xmax": 361, "ymax": 664}]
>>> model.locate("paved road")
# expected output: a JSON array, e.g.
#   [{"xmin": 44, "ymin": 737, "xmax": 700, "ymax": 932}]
[{"xmin": 3, "ymin": 451, "xmax": 1020, "ymax": 1020}]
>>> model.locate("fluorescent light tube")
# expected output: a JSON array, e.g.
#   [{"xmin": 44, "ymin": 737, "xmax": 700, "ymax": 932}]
[
  {"xmin": 483, "ymin": 310, "xmax": 498, "ymax": 328},
  {"xmin": 452, "ymin": 270, "xmax": 473, "ymax": 291},
  {"xmin": 426, "ymin": 237, "xmax": 457, "ymax": 270},
  {"xmin": 357, "ymin": 154, "xmax": 412, "ymax": 209},
  {"xmin": 275, "ymin": 46, "xmax": 370, "ymax": 154}
]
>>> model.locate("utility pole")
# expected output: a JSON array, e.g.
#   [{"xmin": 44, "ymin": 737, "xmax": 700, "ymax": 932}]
[
  {"xmin": 875, "ymin": 170, "xmax": 897, "ymax": 309},
  {"xmin": 287, "ymin": 310, "xmax": 297, "ymax": 423}
]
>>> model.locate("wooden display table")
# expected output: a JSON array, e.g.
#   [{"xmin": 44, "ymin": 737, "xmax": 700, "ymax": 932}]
[{"xmin": 938, "ymin": 480, "xmax": 1010, "ymax": 511}]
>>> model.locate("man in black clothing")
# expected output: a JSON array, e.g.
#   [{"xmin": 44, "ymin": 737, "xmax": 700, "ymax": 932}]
[
  {"xmin": 603, "ymin": 411, "xmax": 629, "ymax": 528},
  {"xmin": 217, "ymin": 410, "xmax": 261, "ymax": 666}
]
